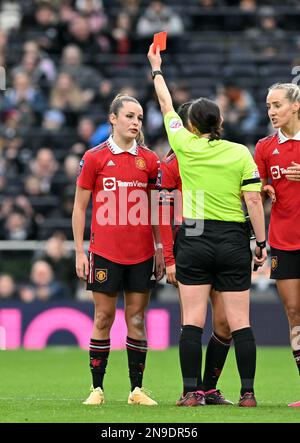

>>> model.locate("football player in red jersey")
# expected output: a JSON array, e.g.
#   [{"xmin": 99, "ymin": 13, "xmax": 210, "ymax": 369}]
[
  {"xmin": 255, "ymin": 83, "xmax": 300, "ymax": 407},
  {"xmin": 158, "ymin": 102, "xmax": 233, "ymax": 406},
  {"xmin": 72, "ymin": 94, "xmax": 164, "ymax": 406}
]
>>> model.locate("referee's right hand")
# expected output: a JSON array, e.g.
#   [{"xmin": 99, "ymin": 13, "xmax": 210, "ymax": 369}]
[
  {"xmin": 166, "ymin": 264, "xmax": 178, "ymax": 287},
  {"xmin": 76, "ymin": 252, "xmax": 89, "ymax": 280}
]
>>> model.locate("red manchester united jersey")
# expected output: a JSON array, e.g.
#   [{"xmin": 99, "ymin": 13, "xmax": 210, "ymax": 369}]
[
  {"xmin": 77, "ymin": 137, "xmax": 160, "ymax": 264},
  {"xmin": 254, "ymin": 132, "xmax": 300, "ymax": 250},
  {"xmin": 158, "ymin": 153, "xmax": 182, "ymax": 266}
]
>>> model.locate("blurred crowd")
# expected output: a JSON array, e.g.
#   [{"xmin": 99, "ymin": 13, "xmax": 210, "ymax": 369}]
[{"xmin": 0, "ymin": 0, "xmax": 296, "ymax": 301}]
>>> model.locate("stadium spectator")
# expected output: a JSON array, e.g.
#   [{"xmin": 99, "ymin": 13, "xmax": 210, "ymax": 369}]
[
  {"xmin": 215, "ymin": 81, "xmax": 259, "ymax": 145},
  {"xmin": 158, "ymin": 101, "xmax": 233, "ymax": 405},
  {"xmin": 0, "ymin": 274, "xmax": 18, "ymax": 300},
  {"xmin": 148, "ymin": 44, "xmax": 266, "ymax": 407},
  {"xmin": 75, "ymin": 0, "xmax": 108, "ymax": 35},
  {"xmin": 110, "ymin": 11, "xmax": 134, "ymax": 57},
  {"xmin": 18, "ymin": 284, "xmax": 36, "ymax": 303},
  {"xmin": 13, "ymin": 40, "xmax": 57, "ymax": 91},
  {"xmin": 91, "ymin": 79, "xmax": 114, "ymax": 113},
  {"xmin": 116, "ymin": 0, "xmax": 141, "ymax": 29},
  {"xmin": 59, "ymin": 44, "xmax": 103, "ymax": 92},
  {"xmin": 29, "ymin": 2, "xmax": 61, "ymax": 55},
  {"xmin": 2, "ymin": 209, "xmax": 33, "ymax": 240},
  {"xmin": 29, "ymin": 260, "xmax": 71, "ymax": 301},
  {"xmin": 49, "ymin": 72, "xmax": 93, "ymax": 124},
  {"xmin": 28, "ymin": 148, "xmax": 58, "ymax": 194},
  {"xmin": 36, "ymin": 232, "xmax": 76, "ymax": 295},
  {"xmin": 2, "ymin": 72, "xmax": 47, "ymax": 125},
  {"xmin": 72, "ymin": 93, "xmax": 164, "ymax": 406},
  {"xmin": 136, "ymin": 0, "xmax": 184, "ymax": 53},
  {"xmin": 245, "ymin": 6, "xmax": 285, "ymax": 58},
  {"xmin": 254, "ymin": 83, "xmax": 300, "ymax": 408},
  {"xmin": 65, "ymin": 15, "xmax": 109, "ymax": 61}
]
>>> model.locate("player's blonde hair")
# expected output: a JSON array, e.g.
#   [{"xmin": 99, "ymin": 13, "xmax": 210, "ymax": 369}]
[
  {"xmin": 268, "ymin": 83, "xmax": 300, "ymax": 118},
  {"xmin": 109, "ymin": 94, "xmax": 145, "ymax": 145}
]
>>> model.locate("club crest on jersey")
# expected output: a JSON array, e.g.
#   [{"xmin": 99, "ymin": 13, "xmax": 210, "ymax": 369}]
[
  {"xmin": 271, "ymin": 256, "xmax": 278, "ymax": 271},
  {"xmin": 135, "ymin": 157, "xmax": 146, "ymax": 170},
  {"xmin": 103, "ymin": 177, "xmax": 116, "ymax": 190},
  {"xmin": 95, "ymin": 269, "xmax": 108, "ymax": 283}
]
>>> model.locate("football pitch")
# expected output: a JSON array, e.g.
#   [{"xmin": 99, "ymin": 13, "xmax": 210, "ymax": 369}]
[{"xmin": 0, "ymin": 347, "xmax": 299, "ymax": 423}]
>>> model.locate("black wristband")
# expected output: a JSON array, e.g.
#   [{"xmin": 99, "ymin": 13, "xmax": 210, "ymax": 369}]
[
  {"xmin": 256, "ymin": 240, "xmax": 266, "ymax": 248},
  {"xmin": 151, "ymin": 70, "xmax": 163, "ymax": 80}
]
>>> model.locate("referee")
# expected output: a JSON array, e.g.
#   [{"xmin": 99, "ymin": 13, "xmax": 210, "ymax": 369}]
[{"xmin": 148, "ymin": 44, "xmax": 267, "ymax": 407}]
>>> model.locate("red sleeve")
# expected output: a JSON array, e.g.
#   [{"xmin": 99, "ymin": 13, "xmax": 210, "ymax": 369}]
[
  {"xmin": 158, "ymin": 159, "xmax": 180, "ymax": 267},
  {"xmin": 76, "ymin": 151, "xmax": 98, "ymax": 190},
  {"xmin": 148, "ymin": 152, "xmax": 160, "ymax": 191},
  {"xmin": 159, "ymin": 190, "xmax": 175, "ymax": 267},
  {"xmin": 254, "ymin": 140, "xmax": 268, "ymax": 180},
  {"xmin": 158, "ymin": 156, "xmax": 179, "ymax": 190}
]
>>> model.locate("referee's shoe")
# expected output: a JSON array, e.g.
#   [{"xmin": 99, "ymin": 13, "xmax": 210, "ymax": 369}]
[
  {"xmin": 238, "ymin": 392, "xmax": 257, "ymax": 407},
  {"xmin": 205, "ymin": 389, "xmax": 233, "ymax": 405}
]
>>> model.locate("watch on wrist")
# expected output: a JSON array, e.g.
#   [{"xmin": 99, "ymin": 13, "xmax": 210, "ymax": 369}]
[
  {"xmin": 151, "ymin": 70, "xmax": 163, "ymax": 80},
  {"xmin": 256, "ymin": 240, "xmax": 266, "ymax": 248}
]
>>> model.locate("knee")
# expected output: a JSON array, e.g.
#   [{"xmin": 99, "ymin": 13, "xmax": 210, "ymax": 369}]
[
  {"xmin": 94, "ymin": 311, "xmax": 115, "ymax": 333},
  {"xmin": 126, "ymin": 311, "xmax": 145, "ymax": 332},
  {"xmin": 286, "ymin": 305, "xmax": 300, "ymax": 326},
  {"xmin": 213, "ymin": 319, "xmax": 232, "ymax": 341}
]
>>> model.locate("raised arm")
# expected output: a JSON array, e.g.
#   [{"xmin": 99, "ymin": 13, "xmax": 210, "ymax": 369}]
[{"xmin": 147, "ymin": 44, "xmax": 174, "ymax": 116}]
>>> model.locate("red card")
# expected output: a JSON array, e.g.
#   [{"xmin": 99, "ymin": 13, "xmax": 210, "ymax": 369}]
[{"xmin": 153, "ymin": 31, "xmax": 167, "ymax": 52}]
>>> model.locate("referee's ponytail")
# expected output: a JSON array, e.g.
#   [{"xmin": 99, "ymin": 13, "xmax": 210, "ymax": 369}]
[{"xmin": 188, "ymin": 98, "xmax": 222, "ymax": 142}]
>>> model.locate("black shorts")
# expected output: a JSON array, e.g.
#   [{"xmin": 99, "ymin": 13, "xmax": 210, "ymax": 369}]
[
  {"xmin": 175, "ymin": 220, "xmax": 252, "ymax": 291},
  {"xmin": 270, "ymin": 247, "xmax": 300, "ymax": 279},
  {"xmin": 87, "ymin": 253, "xmax": 155, "ymax": 293}
]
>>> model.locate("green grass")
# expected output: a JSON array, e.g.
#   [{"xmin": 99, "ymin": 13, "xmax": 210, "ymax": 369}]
[{"xmin": 0, "ymin": 347, "xmax": 299, "ymax": 423}]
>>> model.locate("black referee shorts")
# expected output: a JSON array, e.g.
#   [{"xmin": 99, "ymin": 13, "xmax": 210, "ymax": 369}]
[
  {"xmin": 270, "ymin": 247, "xmax": 300, "ymax": 279},
  {"xmin": 87, "ymin": 253, "xmax": 155, "ymax": 294},
  {"xmin": 175, "ymin": 220, "xmax": 252, "ymax": 291}
]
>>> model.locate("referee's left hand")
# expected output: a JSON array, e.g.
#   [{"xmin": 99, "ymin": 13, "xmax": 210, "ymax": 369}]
[
  {"xmin": 285, "ymin": 161, "xmax": 300, "ymax": 181},
  {"xmin": 155, "ymin": 248, "xmax": 165, "ymax": 281}
]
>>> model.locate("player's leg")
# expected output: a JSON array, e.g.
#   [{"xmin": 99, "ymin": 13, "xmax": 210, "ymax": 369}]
[
  {"xmin": 176, "ymin": 282, "xmax": 210, "ymax": 406},
  {"xmin": 174, "ymin": 221, "xmax": 213, "ymax": 406},
  {"xmin": 221, "ymin": 289, "xmax": 257, "ymax": 407},
  {"xmin": 83, "ymin": 254, "xmax": 121, "ymax": 405},
  {"xmin": 202, "ymin": 289, "xmax": 233, "ymax": 405},
  {"xmin": 124, "ymin": 258, "xmax": 157, "ymax": 405},
  {"xmin": 276, "ymin": 279, "xmax": 300, "ymax": 407},
  {"xmin": 270, "ymin": 248, "xmax": 300, "ymax": 406}
]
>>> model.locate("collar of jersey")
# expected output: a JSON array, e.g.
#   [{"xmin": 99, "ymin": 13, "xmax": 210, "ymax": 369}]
[
  {"xmin": 277, "ymin": 128, "xmax": 300, "ymax": 144},
  {"xmin": 108, "ymin": 135, "xmax": 138, "ymax": 155}
]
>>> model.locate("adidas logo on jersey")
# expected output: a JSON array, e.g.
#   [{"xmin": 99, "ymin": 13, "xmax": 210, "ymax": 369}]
[
  {"xmin": 107, "ymin": 160, "xmax": 116, "ymax": 166},
  {"xmin": 272, "ymin": 148, "xmax": 280, "ymax": 155}
]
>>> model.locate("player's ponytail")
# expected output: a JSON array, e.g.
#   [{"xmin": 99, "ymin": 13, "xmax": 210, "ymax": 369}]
[
  {"xmin": 136, "ymin": 129, "xmax": 145, "ymax": 146},
  {"xmin": 268, "ymin": 83, "xmax": 300, "ymax": 119}
]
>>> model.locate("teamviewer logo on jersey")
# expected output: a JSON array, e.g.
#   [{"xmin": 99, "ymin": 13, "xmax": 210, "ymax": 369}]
[
  {"xmin": 103, "ymin": 177, "xmax": 116, "ymax": 190},
  {"xmin": 270, "ymin": 165, "xmax": 281, "ymax": 180}
]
